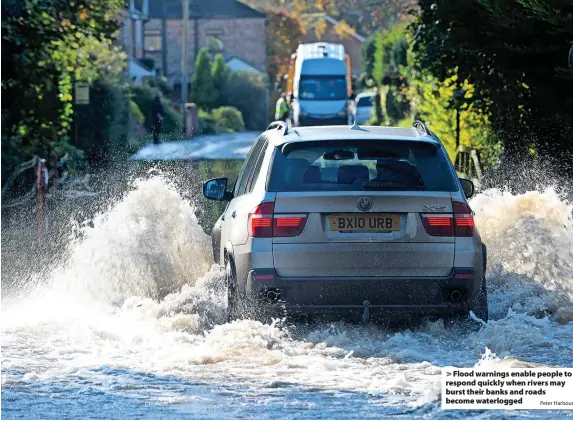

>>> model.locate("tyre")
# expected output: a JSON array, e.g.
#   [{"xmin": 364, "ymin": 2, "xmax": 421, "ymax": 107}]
[
  {"xmin": 225, "ymin": 258, "xmax": 240, "ymax": 322},
  {"xmin": 471, "ymin": 245, "xmax": 489, "ymax": 323},
  {"xmin": 471, "ymin": 275, "xmax": 489, "ymax": 323}
]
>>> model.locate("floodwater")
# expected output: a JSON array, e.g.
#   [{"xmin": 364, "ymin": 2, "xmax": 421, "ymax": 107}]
[{"xmin": 2, "ymin": 176, "xmax": 573, "ymax": 419}]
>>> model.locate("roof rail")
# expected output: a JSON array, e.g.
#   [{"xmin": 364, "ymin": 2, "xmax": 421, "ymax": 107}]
[
  {"xmin": 413, "ymin": 120, "xmax": 431, "ymax": 136},
  {"xmin": 267, "ymin": 121, "xmax": 289, "ymax": 135}
]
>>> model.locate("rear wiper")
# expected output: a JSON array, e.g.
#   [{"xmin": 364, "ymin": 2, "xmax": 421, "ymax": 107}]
[{"xmin": 361, "ymin": 182, "xmax": 426, "ymax": 191}]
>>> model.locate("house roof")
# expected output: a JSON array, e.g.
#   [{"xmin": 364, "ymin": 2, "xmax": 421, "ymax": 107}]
[
  {"xmin": 148, "ymin": 0, "xmax": 265, "ymax": 19},
  {"xmin": 224, "ymin": 56, "xmax": 264, "ymax": 75},
  {"xmin": 302, "ymin": 13, "xmax": 366, "ymax": 43}
]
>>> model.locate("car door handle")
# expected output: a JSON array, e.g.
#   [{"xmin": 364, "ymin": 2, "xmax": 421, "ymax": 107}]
[{"xmin": 231, "ymin": 210, "xmax": 236, "ymax": 218}]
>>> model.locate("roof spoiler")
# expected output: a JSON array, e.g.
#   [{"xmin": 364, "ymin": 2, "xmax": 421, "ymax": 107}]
[
  {"xmin": 413, "ymin": 120, "xmax": 431, "ymax": 136},
  {"xmin": 267, "ymin": 121, "xmax": 289, "ymax": 135}
]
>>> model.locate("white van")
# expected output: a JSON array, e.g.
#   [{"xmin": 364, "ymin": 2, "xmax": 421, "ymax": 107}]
[{"xmin": 287, "ymin": 43, "xmax": 352, "ymax": 127}]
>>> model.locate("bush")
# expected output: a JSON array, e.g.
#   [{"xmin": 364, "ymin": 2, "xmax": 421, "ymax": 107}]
[
  {"xmin": 221, "ymin": 71, "xmax": 268, "ymax": 130},
  {"xmin": 198, "ymin": 109, "xmax": 216, "ymax": 135},
  {"xmin": 143, "ymin": 76, "xmax": 171, "ymax": 97},
  {"xmin": 212, "ymin": 106, "xmax": 245, "ymax": 133},
  {"xmin": 130, "ymin": 100, "xmax": 145, "ymax": 125},
  {"xmin": 199, "ymin": 106, "xmax": 245, "ymax": 134}
]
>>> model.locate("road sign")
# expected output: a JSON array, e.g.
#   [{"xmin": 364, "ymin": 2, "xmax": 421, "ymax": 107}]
[{"xmin": 75, "ymin": 82, "xmax": 90, "ymax": 105}]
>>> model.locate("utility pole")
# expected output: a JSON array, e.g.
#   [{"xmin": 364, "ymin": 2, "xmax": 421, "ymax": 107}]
[{"xmin": 181, "ymin": 0, "xmax": 190, "ymax": 133}]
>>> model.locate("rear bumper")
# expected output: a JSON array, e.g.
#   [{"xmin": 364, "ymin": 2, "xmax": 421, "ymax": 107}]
[{"xmin": 247, "ymin": 269, "xmax": 480, "ymax": 319}]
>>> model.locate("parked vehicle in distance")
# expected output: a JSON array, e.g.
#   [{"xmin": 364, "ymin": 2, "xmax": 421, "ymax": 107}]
[
  {"xmin": 203, "ymin": 120, "xmax": 488, "ymax": 325},
  {"xmin": 286, "ymin": 43, "xmax": 353, "ymax": 127},
  {"xmin": 352, "ymin": 92, "xmax": 376, "ymax": 125}
]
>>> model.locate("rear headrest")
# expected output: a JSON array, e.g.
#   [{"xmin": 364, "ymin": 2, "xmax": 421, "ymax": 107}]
[
  {"xmin": 285, "ymin": 158, "xmax": 310, "ymax": 185},
  {"xmin": 303, "ymin": 166, "xmax": 321, "ymax": 183},
  {"xmin": 337, "ymin": 165, "xmax": 369, "ymax": 184}
]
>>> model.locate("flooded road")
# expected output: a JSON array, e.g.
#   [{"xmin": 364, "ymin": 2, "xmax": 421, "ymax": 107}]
[{"xmin": 2, "ymin": 176, "xmax": 573, "ymax": 419}]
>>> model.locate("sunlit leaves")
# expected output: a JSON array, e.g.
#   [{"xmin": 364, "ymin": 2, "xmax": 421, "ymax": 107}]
[
  {"xmin": 334, "ymin": 20, "xmax": 356, "ymax": 38},
  {"xmin": 1, "ymin": 0, "xmax": 126, "ymax": 174},
  {"xmin": 265, "ymin": 9, "xmax": 304, "ymax": 82},
  {"xmin": 411, "ymin": 0, "xmax": 573, "ymax": 159}
]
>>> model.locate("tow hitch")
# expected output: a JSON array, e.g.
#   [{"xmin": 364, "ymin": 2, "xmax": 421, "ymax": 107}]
[{"xmin": 361, "ymin": 300, "xmax": 370, "ymax": 325}]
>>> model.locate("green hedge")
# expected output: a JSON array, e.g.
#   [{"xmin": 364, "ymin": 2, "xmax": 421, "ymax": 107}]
[{"xmin": 221, "ymin": 72, "xmax": 267, "ymax": 131}]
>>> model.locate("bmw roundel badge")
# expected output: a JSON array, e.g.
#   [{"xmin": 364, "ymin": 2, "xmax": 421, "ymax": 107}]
[{"xmin": 357, "ymin": 197, "xmax": 372, "ymax": 212}]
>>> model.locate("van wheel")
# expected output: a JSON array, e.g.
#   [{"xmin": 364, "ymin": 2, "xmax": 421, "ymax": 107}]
[{"xmin": 225, "ymin": 258, "xmax": 240, "ymax": 322}]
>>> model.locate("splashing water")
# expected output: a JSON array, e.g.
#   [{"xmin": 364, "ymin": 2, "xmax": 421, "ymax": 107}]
[{"xmin": 2, "ymin": 176, "xmax": 573, "ymax": 419}]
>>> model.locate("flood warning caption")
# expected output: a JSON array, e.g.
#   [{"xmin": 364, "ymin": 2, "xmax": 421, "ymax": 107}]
[{"xmin": 442, "ymin": 367, "xmax": 573, "ymax": 409}]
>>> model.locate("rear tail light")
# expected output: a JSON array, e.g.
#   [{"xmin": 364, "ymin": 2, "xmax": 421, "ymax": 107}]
[
  {"xmin": 273, "ymin": 215, "xmax": 307, "ymax": 237},
  {"xmin": 248, "ymin": 202, "xmax": 308, "ymax": 238},
  {"xmin": 421, "ymin": 201, "xmax": 474, "ymax": 237},
  {"xmin": 453, "ymin": 201, "xmax": 474, "ymax": 237},
  {"xmin": 248, "ymin": 202, "xmax": 274, "ymax": 237},
  {"xmin": 421, "ymin": 215, "xmax": 454, "ymax": 236}
]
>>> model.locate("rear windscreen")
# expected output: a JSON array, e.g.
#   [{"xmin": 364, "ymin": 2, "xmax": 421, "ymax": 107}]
[{"xmin": 267, "ymin": 140, "xmax": 458, "ymax": 192}]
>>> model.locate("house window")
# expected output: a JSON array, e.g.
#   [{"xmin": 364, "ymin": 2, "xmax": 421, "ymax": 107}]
[
  {"xmin": 144, "ymin": 30, "xmax": 162, "ymax": 52},
  {"xmin": 206, "ymin": 35, "xmax": 224, "ymax": 53}
]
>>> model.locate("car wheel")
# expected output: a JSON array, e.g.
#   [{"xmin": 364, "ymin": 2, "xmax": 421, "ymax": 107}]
[
  {"xmin": 471, "ymin": 275, "xmax": 489, "ymax": 323},
  {"xmin": 225, "ymin": 258, "xmax": 240, "ymax": 322}
]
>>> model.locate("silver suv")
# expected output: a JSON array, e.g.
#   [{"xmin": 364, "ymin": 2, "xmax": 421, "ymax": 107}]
[{"xmin": 203, "ymin": 121, "xmax": 487, "ymax": 323}]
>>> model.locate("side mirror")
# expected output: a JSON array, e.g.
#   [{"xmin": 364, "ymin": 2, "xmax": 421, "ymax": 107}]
[
  {"xmin": 459, "ymin": 178, "xmax": 475, "ymax": 199},
  {"xmin": 203, "ymin": 177, "xmax": 231, "ymax": 201}
]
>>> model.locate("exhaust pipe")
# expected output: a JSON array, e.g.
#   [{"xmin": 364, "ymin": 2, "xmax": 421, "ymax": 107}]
[
  {"xmin": 266, "ymin": 289, "xmax": 280, "ymax": 303},
  {"xmin": 451, "ymin": 290, "xmax": 462, "ymax": 301}
]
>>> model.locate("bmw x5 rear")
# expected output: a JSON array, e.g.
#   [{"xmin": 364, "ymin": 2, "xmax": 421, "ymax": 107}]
[{"xmin": 203, "ymin": 123, "xmax": 488, "ymax": 324}]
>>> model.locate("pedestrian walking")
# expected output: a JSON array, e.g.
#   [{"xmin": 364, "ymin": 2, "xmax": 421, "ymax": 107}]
[
  {"xmin": 275, "ymin": 92, "xmax": 289, "ymax": 122},
  {"xmin": 152, "ymin": 93, "xmax": 164, "ymax": 145}
]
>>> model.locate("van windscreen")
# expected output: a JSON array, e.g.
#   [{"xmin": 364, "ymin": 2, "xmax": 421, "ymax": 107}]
[
  {"xmin": 298, "ymin": 76, "xmax": 346, "ymax": 101},
  {"xmin": 268, "ymin": 140, "xmax": 458, "ymax": 192}
]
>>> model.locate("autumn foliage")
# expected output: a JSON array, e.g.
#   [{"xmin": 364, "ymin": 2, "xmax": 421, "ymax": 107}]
[{"xmin": 265, "ymin": 9, "xmax": 304, "ymax": 82}]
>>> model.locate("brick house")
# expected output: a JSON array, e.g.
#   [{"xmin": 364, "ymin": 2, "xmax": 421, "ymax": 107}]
[
  {"xmin": 122, "ymin": 0, "xmax": 266, "ymax": 90},
  {"xmin": 300, "ymin": 13, "xmax": 365, "ymax": 77}
]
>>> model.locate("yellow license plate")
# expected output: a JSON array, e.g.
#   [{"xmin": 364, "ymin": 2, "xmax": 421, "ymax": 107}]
[{"xmin": 329, "ymin": 214, "xmax": 401, "ymax": 232}]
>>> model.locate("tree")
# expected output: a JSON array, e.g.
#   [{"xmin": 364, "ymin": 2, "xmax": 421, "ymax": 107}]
[
  {"xmin": 265, "ymin": 9, "xmax": 304, "ymax": 82},
  {"xmin": 373, "ymin": 22, "xmax": 408, "ymax": 86},
  {"xmin": 411, "ymin": 0, "xmax": 573, "ymax": 163},
  {"xmin": 371, "ymin": 22, "xmax": 410, "ymax": 125},
  {"xmin": 211, "ymin": 54, "xmax": 230, "ymax": 108},
  {"xmin": 405, "ymin": 72, "xmax": 501, "ymax": 164},
  {"xmin": 245, "ymin": 0, "xmax": 417, "ymax": 33},
  {"xmin": 1, "ymin": 0, "xmax": 125, "ymax": 181},
  {"xmin": 361, "ymin": 36, "xmax": 377, "ymax": 87},
  {"xmin": 190, "ymin": 48, "xmax": 216, "ymax": 110}
]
